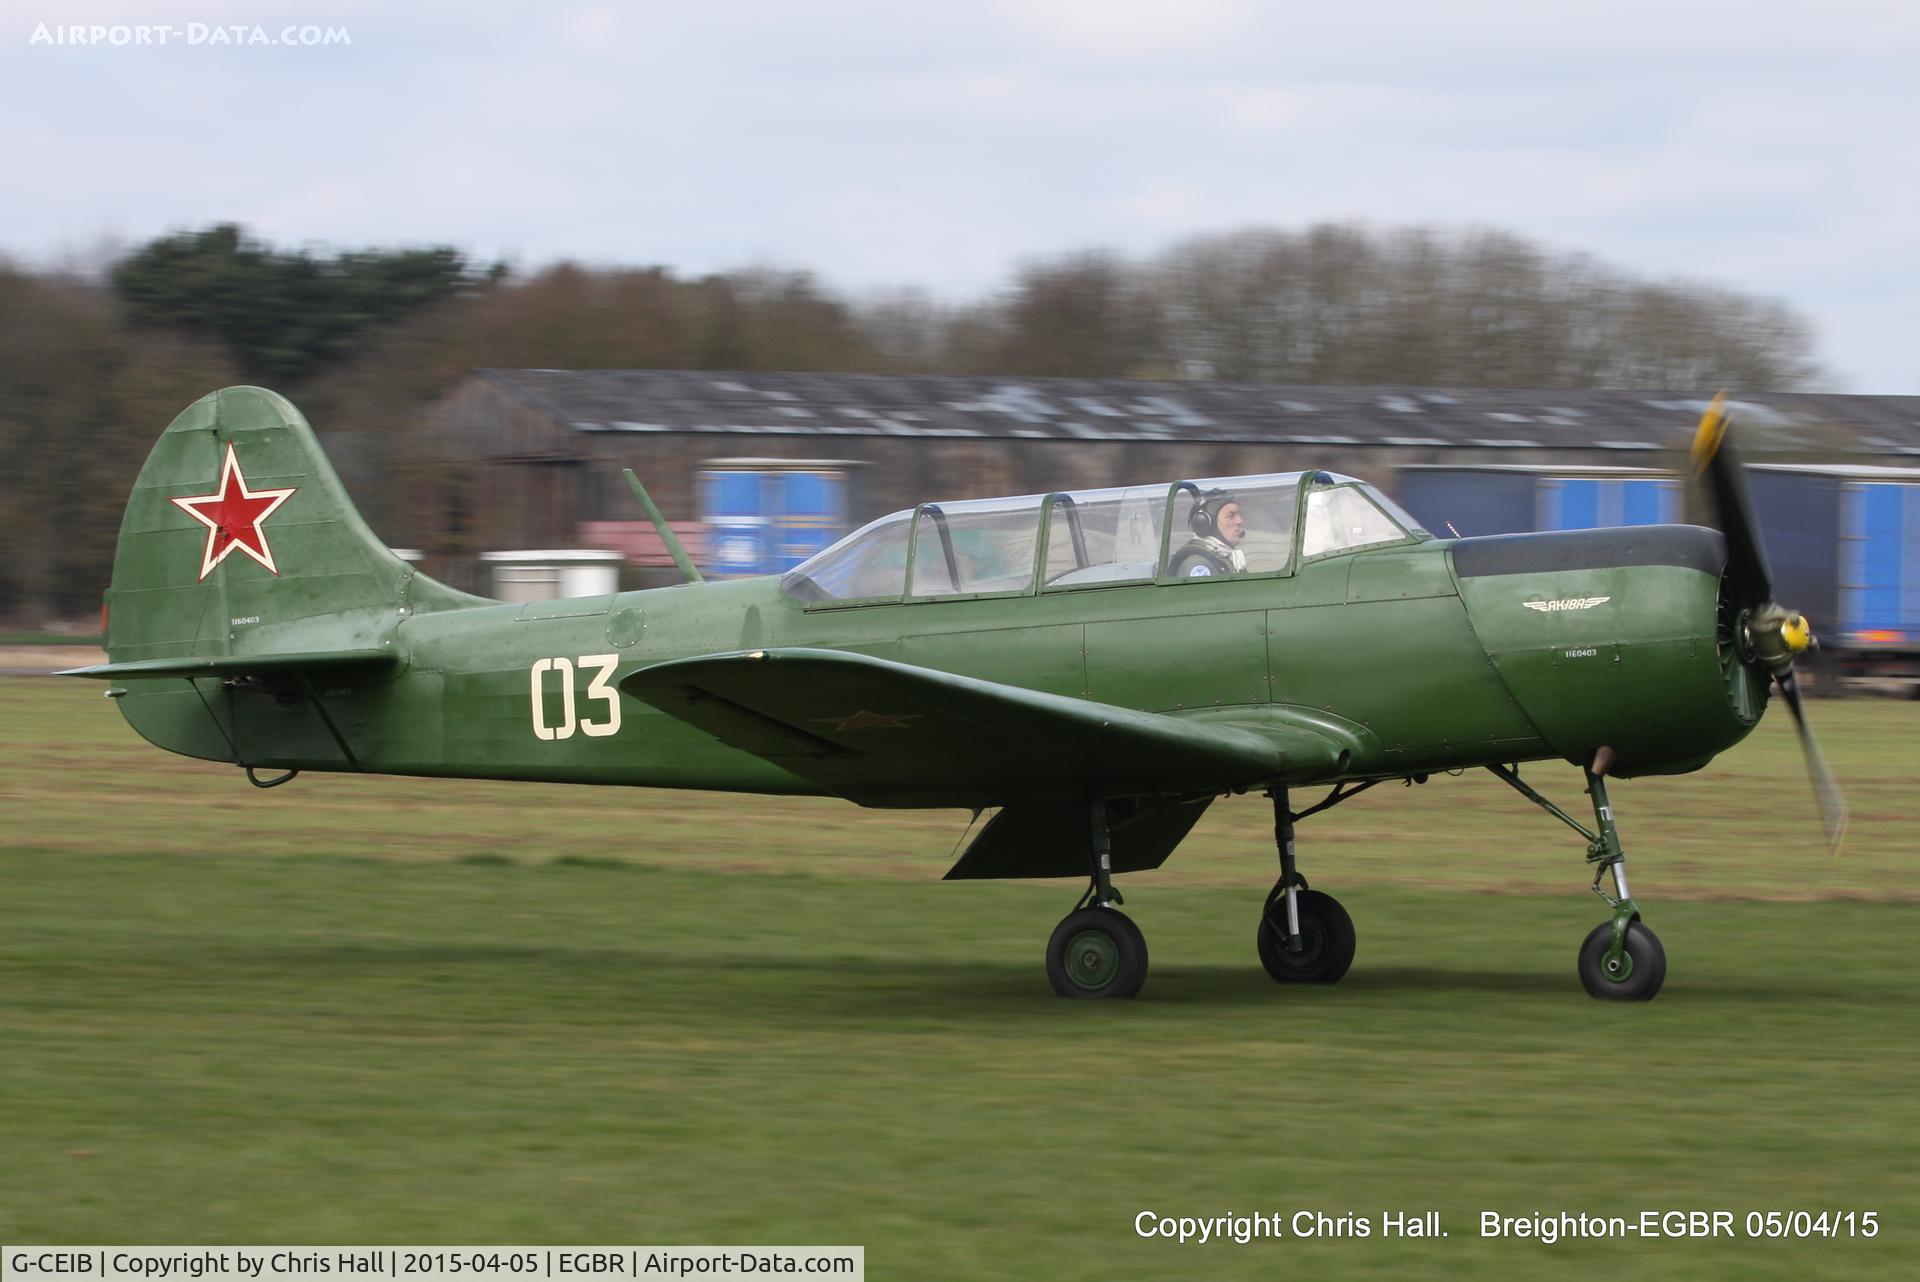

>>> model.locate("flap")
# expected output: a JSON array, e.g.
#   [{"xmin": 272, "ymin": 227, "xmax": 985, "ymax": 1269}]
[{"xmin": 944, "ymin": 795, "xmax": 1214, "ymax": 880}]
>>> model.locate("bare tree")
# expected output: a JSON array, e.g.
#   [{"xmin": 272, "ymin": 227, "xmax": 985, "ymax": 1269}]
[
  {"xmin": 1150, "ymin": 223, "xmax": 1823, "ymax": 390},
  {"xmin": 970, "ymin": 252, "xmax": 1169, "ymax": 379}
]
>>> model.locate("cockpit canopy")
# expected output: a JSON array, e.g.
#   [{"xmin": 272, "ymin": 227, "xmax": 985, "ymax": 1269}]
[{"xmin": 781, "ymin": 470, "xmax": 1427, "ymax": 604}]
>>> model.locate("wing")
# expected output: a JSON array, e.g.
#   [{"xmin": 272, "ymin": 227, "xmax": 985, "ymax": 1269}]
[{"xmin": 621, "ymin": 647, "xmax": 1349, "ymax": 806}]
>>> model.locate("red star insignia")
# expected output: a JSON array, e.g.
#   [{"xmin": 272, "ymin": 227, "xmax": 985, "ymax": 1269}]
[
  {"xmin": 812, "ymin": 710, "xmax": 924, "ymax": 731},
  {"xmin": 169, "ymin": 443, "xmax": 298, "ymax": 582}
]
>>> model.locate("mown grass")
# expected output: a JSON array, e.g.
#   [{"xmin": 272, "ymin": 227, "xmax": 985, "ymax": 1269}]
[{"xmin": 3, "ymin": 679, "xmax": 1917, "ymax": 1277}]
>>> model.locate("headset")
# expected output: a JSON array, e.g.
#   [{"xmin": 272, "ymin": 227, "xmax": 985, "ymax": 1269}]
[{"xmin": 1189, "ymin": 488, "xmax": 1238, "ymax": 539}]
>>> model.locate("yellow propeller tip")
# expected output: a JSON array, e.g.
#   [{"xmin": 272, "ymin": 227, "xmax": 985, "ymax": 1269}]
[{"xmin": 1689, "ymin": 390, "xmax": 1730, "ymax": 475}]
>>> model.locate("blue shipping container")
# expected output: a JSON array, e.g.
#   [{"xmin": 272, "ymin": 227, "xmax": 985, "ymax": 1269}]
[
  {"xmin": 699, "ymin": 467, "xmax": 847, "ymax": 578},
  {"xmin": 1397, "ymin": 471, "xmax": 1535, "ymax": 537},
  {"xmin": 1748, "ymin": 469, "xmax": 1843, "ymax": 639},
  {"xmin": 1397, "ymin": 470, "xmax": 1678, "ymax": 539},
  {"xmin": 1538, "ymin": 478, "xmax": 1680, "ymax": 531},
  {"xmin": 1840, "ymin": 483, "xmax": 1920, "ymax": 643}
]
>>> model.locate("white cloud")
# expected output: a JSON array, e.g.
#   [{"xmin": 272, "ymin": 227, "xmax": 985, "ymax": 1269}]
[{"xmin": 987, "ymin": 0, "xmax": 1256, "ymax": 57}]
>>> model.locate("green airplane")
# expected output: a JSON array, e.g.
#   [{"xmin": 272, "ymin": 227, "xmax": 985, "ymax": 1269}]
[{"xmin": 66, "ymin": 387, "xmax": 1843, "ymax": 1002}]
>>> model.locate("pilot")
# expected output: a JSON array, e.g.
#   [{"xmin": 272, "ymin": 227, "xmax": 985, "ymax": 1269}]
[{"xmin": 1169, "ymin": 489, "xmax": 1247, "ymax": 577}]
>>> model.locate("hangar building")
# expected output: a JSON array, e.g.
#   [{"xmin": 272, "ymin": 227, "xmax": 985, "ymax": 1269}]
[{"xmin": 420, "ymin": 369, "xmax": 1920, "ymax": 595}]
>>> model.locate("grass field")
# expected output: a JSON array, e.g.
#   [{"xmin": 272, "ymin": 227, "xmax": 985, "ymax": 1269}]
[{"xmin": 3, "ymin": 678, "xmax": 1915, "ymax": 1277}]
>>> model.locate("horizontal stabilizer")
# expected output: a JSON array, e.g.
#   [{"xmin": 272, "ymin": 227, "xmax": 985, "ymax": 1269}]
[{"xmin": 60, "ymin": 649, "xmax": 397, "ymax": 680}]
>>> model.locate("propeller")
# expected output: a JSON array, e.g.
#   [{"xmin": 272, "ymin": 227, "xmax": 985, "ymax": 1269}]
[{"xmin": 1689, "ymin": 392, "xmax": 1848, "ymax": 854}]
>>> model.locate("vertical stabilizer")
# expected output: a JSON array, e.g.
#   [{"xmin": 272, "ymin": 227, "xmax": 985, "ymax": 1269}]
[
  {"xmin": 105, "ymin": 385, "xmax": 483, "ymax": 664},
  {"xmin": 98, "ymin": 386, "xmax": 488, "ymax": 764}
]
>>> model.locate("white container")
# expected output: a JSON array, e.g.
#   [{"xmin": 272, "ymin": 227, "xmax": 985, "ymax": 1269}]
[{"xmin": 480, "ymin": 549, "xmax": 625, "ymax": 603}]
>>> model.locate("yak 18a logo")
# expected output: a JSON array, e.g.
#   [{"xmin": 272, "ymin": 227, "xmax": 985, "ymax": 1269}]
[{"xmin": 1523, "ymin": 596, "xmax": 1611, "ymax": 613}]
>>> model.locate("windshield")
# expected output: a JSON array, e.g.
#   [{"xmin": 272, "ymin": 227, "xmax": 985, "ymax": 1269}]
[
  {"xmin": 1301, "ymin": 483, "xmax": 1415, "ymax": 559},
  {"xmin": 1359, "ymin": 483, "xmax": 1429, "ymax": 537},
  {"xmin": 779, "ymin": 511, "xmax": 910, "ymax": 601}
]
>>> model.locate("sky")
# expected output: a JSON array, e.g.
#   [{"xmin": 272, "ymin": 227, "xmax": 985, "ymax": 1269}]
[{"xmin": 6, "ymin": 1, "xmax": 1917, "ymax": 392}]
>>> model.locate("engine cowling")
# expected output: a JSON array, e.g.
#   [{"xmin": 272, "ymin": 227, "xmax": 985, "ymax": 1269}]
[{"xmin": 1450, "ymin": 524, "xmax": 1766, "ymax": 777}]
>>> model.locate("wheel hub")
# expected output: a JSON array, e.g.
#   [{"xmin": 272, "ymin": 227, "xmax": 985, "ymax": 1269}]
[{"xmin": 1065, "ymin": 929, "xmax": 1118, "ymax": 989}]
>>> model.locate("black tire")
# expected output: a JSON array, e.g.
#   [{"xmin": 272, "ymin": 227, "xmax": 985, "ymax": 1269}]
[
  {"xmin": 1577, "ymin": 920, "xmax": 1667, "ymax": 1001},
  {"xmin": 1256, "ymin": 887, "xmax": 1355, "ymax": 984},
  {"xmin": 1047, "ymin": 907, "xmax": 1149, "ymax": 999}
]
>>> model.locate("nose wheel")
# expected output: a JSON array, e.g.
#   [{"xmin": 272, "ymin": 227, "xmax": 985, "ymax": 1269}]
[
  {"xmin": 1577, "ymin": 920, "xmax": 1666, "ymax": 1000},
  {"xmin": 1490, "ymin": 758, "xmax": 1670, "ymax": 1001}
]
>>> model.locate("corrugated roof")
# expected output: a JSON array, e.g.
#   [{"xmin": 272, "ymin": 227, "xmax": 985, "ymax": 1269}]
[{"xmin": 473, "ymin": 369, "xmax": 1920, "ymax": 455}]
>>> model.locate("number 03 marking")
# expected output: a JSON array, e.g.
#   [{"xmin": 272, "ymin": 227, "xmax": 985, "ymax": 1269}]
[{"xmin": 530, "ymin": 654, "xmax": 621, "ymax": 740}]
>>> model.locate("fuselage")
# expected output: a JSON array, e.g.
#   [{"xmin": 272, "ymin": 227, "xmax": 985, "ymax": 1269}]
[{"xmin": 116, "ymin": 523, "xmax": 1764, "ymax": 802}]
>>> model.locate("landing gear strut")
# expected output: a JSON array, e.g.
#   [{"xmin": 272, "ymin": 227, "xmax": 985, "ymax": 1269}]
[
  {"xmin": 1255, "ymin": 786, "xmax": 1357, "ymax": 984},
  {"xmin": 1489, "ymin": 758, "xmax": 1667, "ymax": 1001},
  {"xmin": 1045, "ymin": 800, "xmax": 1149, "ymax": 999}
]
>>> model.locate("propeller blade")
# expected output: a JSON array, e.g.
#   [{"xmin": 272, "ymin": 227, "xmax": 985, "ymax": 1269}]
[
  {"xmin": 1689, "ymin": 391, "xmax": 1774, "ymax": 606},
  {"xmin": 1777, "ymin": 668, "xmax": 1849, "ymax": 857}
]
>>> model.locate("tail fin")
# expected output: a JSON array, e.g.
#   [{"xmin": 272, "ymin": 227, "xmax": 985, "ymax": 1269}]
[
  {"xmin": 83, "ymin": 387, "xmax": 487, "ymax": 768},
  {"xmin": 102, "ymin": 385, "xmax": 482, "ymax": 665}
]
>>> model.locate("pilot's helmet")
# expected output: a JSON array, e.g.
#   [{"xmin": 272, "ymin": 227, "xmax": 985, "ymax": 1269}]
[{"xmin": 1190, "ymin": 489, "xmax": 1239, "ymax": 539}]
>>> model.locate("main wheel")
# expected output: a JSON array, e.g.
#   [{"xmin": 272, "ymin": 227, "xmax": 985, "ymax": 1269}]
[
  {"xmin": 1046, "ymin": 907, "xmax": 1149, "ymax": 999},
  {"xmin": 1256, "ymin": 887, "xmax": 1355, "ymax": 984},
  {"xmin": 1577, "ymin": 920, "xmax": 1667, "ymax": 1001}
]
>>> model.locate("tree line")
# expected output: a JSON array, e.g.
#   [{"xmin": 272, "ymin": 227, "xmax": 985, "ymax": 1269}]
[{"xmin": 0, "ymin": 221, "xmax": 1824, "ymax": 620}]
